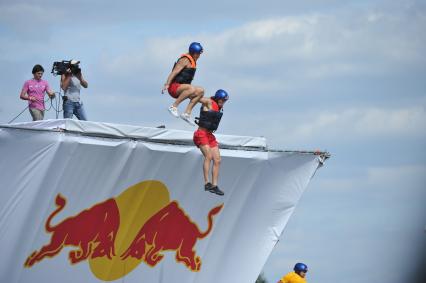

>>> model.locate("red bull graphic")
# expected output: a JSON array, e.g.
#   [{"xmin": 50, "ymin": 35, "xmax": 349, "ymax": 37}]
[
  {"xmin": 121, "ymin": 200, "xmax": 223, "ymax": 271},
  {"xmin": 24, "ymin": 180, "xmax": 223, "ymax": 281},
  {"xmin": 24, "ymin": 194, "xmax": 119, "ymax": 267}
]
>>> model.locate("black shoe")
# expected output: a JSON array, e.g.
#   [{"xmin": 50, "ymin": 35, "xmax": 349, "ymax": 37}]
[
  {"xmin": 209, "ymin": 185, "xmax": 224, "ymax": 196},
  {"xmin": 204, "ymin": 182, "xmax": 214, "ymax": 191}
]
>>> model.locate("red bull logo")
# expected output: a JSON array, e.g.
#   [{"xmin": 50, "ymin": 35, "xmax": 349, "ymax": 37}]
[
  {"xmin": 25, "ymin": 194, "xmax": 119, "ymax": 267},
  {"xmin": 24, "ymin": 180, "xmax": 223, "ymax": 281},
  {"xmin": 121, "ymin": 200, "xmax": 223, "ymax": 271}
]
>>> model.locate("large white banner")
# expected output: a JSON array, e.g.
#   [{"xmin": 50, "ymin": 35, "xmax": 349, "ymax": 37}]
[{"xmin": 0, "ymin": 120, "xmax": 325, "ymax": 283}]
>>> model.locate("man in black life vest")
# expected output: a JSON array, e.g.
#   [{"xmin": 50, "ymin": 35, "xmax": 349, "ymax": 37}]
[
  {"xmin": 193, "ymin": 89, "xmax": 229, "ymax": 196},
  {"xmin": 162, "ymin": 42, "xmax": 204, "ymax": 126}
]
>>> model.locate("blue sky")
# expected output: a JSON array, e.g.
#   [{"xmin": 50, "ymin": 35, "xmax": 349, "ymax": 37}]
[{"xmin": 1, "ymin": 0, "xmax": 425, "ymax": 282}]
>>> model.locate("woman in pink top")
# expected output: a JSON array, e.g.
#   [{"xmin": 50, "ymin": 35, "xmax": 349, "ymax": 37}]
[{"xmin": 19, "ymin": 64, "xmax": 55, "ymax": 121}]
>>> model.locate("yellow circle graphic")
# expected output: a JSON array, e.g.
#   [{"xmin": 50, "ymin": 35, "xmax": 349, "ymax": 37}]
[{"xmin": 88, "ymin": 180, "xmax": 170, "ymax": 281}]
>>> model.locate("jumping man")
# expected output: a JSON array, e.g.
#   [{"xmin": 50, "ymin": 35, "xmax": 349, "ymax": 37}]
[
  {"xmin": 193, "ymin": 89, "xmax": 229, "ymax": 196},
  {"xmin": 162, "ymin": 42, "xmax": 204, "ymax": 126}
]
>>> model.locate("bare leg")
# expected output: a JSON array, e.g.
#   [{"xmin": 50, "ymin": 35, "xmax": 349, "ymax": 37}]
[
  {"xmin": 184, "ymin": 86, "xmax": 204, "ymax": 114},
  {"xmin": 173, "ymin": 85, "xmax": 195, "ymax": 108},
  {"xmin": 199, "ymin": 145, "xmax": 212, "ymax": 185},
  {"xmin": 210, "ymin": 146, "xmax": 221, "ymax": 186}
]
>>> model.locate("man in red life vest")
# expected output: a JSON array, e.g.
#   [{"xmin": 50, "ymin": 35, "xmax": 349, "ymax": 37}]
[
  {"xmin": 193, "ymin": 89, "xmax": 229, "ymax": 196},
  {"xmin": 162, "ymin": 42, "xmax": 204, "ymax": 126}
]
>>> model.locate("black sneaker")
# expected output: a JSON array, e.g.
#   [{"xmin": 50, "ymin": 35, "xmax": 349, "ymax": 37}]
[
  {"xmin": 209, "ymin": 185, "xmax": 224, "ymax": 196},
  {"xmin": 204, "ymin": 182, "xmax": 214, "ymax": 191}
]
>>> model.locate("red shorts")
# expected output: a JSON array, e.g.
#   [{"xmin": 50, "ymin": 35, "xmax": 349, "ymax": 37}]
[
  {"xmin": 168, "ymin": 82, "xmax": 181, "ymax": 98},
  {"xmin": 193, "ymin": 129, "xmax": 218, "ymax": 148}
]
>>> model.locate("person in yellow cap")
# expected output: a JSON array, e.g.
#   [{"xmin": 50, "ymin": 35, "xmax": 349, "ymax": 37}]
[{"xmin": 277, "ymin": 262, "xmax": 308, "ymax": 283}]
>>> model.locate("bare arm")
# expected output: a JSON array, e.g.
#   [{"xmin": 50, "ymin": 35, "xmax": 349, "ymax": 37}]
[
  {"xmin": 75, "ymin": 72, "xmax": 88, "ymax": 88},
  {"xmin": 45, "ymin": 82, "xmax": 55, "ymax": 98},
  {"xmin": 47, "ymin": 89, "xmax": 56, "ymax": 98},
  {"xmin": 19, "ymin": 83, "xmax": 35, "ymax": 101},
  {"xmin": 61, "ymin": 74, "xmax": 72, "ymax": 91},
  {"xmin": 162, "ymin": 57, "xmax": 190, "ymax": 93},
  {"xmin": 19, "ymin": 88, "xmax": 34, "ymax": 101},
  {"xmin": 198, "ymin": 97, "xmax": 212, "ymax": 111}
]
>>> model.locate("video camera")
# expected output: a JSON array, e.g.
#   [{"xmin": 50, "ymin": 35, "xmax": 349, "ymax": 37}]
[{"xmin": 51, "ymin": 60, "xmax": 81, "ymax": 76}]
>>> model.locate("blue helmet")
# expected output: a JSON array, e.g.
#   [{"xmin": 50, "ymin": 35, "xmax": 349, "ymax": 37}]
[
  {"xmin": 294, "ymin": 263, "xmax": 308, "ymax": 273},
  {"xmin": 189, "ymin": 42, "xmax": 203, "ymax": 54},
  {"xmin": 214, "ymin": 89, "xmax": 229, "ymax": 101}
]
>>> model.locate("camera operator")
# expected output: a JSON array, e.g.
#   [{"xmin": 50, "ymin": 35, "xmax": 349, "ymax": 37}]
[
  {"xmin": 60, "ymin": 60, "xmax": 89, "ymax": 120},
  {"xmin": 19, "ymin": 64, "xmax": 55, "ymax": 121}
]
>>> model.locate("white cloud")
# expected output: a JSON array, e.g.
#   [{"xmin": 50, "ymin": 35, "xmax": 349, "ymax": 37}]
[
  {"xmin": 92, "ymin": 5, "xmax": 426, "ymax": 97},
  {"xmin": 367, "ymin": 165, "xmax": 426, "ymax": 189},
  {"xmin": 1, "ymin": 1, "xmax": 426, "ymax": 134},
  {"xmin": 314, "ymin": 164, "xmax": 426, "ymax": 193},
  {"xmin": 367, "ymin": 12, "xmax": 384, "ymax": 23},
  {"xmin": 274, "ymin": 106, "xmax": 426, "ymax": 144},
  {"xmin": 0, "ymin": 2, "xmax": 64, "ymax": 34},
  {"xmin": 244, "ymin": 18, "xmax": 306, "ymax": 40},
  {"xmin": 224, "ymin": 105, "xmax": 426, "ymax": 149}
]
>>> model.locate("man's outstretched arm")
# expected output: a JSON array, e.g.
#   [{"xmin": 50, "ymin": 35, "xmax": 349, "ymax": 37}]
[{"xmin": 162, "ymin": 57, "xmax": 189, "ymax": 93}]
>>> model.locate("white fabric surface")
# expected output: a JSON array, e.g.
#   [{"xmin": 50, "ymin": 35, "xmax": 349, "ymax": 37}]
[
  {"xmin": 0, "ymin": 122, "xmax": 324, "ymax": 283},
  {"xmin": 1, "ymin": 119, "xmax": 267, "ymax": 148}
]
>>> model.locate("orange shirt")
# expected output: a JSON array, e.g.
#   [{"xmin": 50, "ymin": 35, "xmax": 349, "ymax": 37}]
[{"xmin": 279, "ymin": 271, "xmax": 307, "ymax": 283}]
